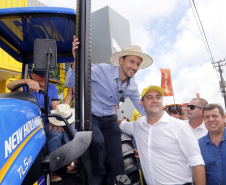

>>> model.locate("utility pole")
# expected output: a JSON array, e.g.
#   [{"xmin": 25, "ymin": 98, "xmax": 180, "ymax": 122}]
[{"xmin": 214, "ymin": 59, "xmax": 226, "ymax": 109}]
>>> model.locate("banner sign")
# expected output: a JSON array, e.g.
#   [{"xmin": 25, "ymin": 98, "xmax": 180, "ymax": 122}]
[{"xmin": 160, "ymin": 69, "xmax": 173, "ymax": 96}]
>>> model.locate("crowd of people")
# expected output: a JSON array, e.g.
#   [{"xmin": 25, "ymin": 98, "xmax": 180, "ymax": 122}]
[{"xmin": 6, "ymin": 35, "xmax": 226, "ymax": 185}]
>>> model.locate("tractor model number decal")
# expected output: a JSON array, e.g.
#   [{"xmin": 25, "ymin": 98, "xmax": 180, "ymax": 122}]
[{"xmin": 17, "ymin": 156, "xmax": 32, "ymax": 179}]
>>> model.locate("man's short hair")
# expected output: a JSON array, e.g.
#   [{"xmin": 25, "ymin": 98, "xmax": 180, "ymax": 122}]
[
  {"xmin": 191, "ymin": 98, "xmax": 208, "ymax": 107},
  {"xmin": 168, "ymin": 109, "xmax": 179, "ymax": 115},
  {"xmin": 202, "ymin": 104, "xmax": 225, "ymax": 117}
]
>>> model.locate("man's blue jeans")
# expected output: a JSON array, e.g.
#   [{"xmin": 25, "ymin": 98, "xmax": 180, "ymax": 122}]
[
  {"xmin": 89, "ymin": 114, "xmax": 124, "ymax": 184},
  {"xmin": 44, "ymin": 122, "xmax": 64, "ymax": 154}
]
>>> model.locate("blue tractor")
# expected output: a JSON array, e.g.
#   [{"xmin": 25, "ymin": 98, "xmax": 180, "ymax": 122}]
[
  {"xmin": 0, "ymin": 5, "xmax": 93, "ymax": 185},
  {"xmin": 0, "ymin": 2, "xmax": 141, "ymax": 185}
]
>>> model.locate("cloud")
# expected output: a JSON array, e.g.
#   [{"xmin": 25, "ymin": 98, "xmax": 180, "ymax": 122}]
[
  {"xmin": 173, "ymin": 62, "xmax": 222, "ymax": 104},
  {"xmin": 38, "ymin": 0, "xmax": 226, "ymax": 109},
  {"xmin": 135, "ymin": 0, "xmax": 224, "ymax": 108}
]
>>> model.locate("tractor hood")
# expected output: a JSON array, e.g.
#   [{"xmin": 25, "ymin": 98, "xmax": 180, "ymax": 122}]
[{"xmin": 0, "ymin": 7, "xmax": 76, "ymax": 64}]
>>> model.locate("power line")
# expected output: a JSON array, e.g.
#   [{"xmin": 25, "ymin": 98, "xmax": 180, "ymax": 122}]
[
  {"xmin": 189, "ymin": 0, "xmax": 215, "ymax": 64},
  {"xmin": 189, "ymin": 0, "xmax": 221, "ymax": 83}
]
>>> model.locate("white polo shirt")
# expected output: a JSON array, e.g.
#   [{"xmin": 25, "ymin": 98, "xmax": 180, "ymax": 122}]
[
  {"xmin": 120, "ymin": 112, "xmax": 204, "ymax": 185},
  {"xmin": 184, "ymin": 120, "xmax": 208, "ymax": 139}
]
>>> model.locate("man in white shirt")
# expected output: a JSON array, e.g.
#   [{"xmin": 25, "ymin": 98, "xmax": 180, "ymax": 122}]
[
  {"xmin": 186, "ymin": 98, "xmax": 208, "ymax": 139},
  {"xmin": 119, "ymin": 85, "xmax": 206, "ymax": 185}
]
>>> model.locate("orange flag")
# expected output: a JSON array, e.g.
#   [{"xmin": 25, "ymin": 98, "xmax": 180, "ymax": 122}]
[
  {"xmin": 196, "ymin": 93, "xmax": 200, "ymax": 98},
  {"xmin": 160, "ymin": 69, "xmax": 173, "ymax": 96}
]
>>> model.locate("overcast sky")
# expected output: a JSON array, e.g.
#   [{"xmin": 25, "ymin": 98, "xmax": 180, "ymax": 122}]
[{"xmin": 39, "ymin": 0, "xmax": 226, "ymax": 109}]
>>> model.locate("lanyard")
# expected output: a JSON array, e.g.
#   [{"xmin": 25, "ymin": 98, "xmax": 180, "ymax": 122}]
[{"xmin": 116, "ymin": 78, "xmax": 128, "ymax": 105}]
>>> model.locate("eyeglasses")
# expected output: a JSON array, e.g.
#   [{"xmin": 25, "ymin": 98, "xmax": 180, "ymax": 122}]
[
  {"xmin": 119, "ymin": 90, "xmax": 125, "ymax": 102},
  {"xmin": 120, "ymin": 96, "xmax": 125, "ymax": 103},
  {"xmin": 116, "ymin": 78, "xmax": 128, "ymax": 103},
  {"xmin": 187, "ymin": 104, "xmax": 203, "ymax": 110}
]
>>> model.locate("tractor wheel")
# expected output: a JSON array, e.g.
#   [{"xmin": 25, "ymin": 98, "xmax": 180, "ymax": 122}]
[
  {"xmin": 79, "ymin": 150, "xmax": 92, "ymax": 185},
  {"xmin": 121, "ymin": 133, "xmax": 141, "ymax": 185}
]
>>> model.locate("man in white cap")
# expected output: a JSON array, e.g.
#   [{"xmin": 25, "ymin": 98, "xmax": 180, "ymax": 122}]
[
  {"xmin": 65, "ymin": 36, "xmax": 153, "ymax": 185},
  {"xmin": 119, "ymin": 85, "xmax": 206, "ymax": 185}
]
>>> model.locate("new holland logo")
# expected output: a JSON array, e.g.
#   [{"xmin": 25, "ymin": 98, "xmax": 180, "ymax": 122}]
[{"xmin": 4, "ymin": 116, "xmax": 42, "ymax": 159}]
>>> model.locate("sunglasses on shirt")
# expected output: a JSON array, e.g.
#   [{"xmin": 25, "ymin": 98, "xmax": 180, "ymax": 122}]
[
  {"xmin": 119, "ymin": 90, "xmax": 125, "ymax": 103},
  {"xmin": 187, "ymin": 104, "xmax": 203, "ymax": 110}
]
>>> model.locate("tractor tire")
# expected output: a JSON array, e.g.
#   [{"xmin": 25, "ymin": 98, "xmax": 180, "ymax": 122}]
[
  {"xmin": 121, "ymin": 133, "xmax": 141, "ymax": 185},
  {"xmin": 79, "ymin": 150, "xmax": 92, "ymax": 185}
]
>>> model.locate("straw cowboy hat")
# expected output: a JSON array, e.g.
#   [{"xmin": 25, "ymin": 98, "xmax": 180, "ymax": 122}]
[
  {"xmin": 48, "ymin": 104, "xmax": 75, "ymax": 126},
  {"xmin": 110, "ymin": 45, "xmax": 153, "ymax": 69}
]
